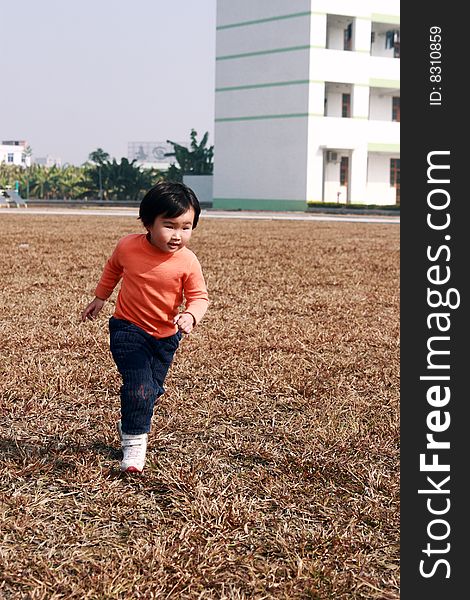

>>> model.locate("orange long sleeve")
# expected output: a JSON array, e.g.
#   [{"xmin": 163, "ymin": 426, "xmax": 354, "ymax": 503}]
[{"xmin": 95, "ymin": 234, "xmax": 209, "ymax": 338}]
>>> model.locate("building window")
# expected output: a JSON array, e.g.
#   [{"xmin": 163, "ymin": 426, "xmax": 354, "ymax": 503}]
[
  {"xmin": 385, "ymin": 30, "xmax": 400, "ymax": 58},
  {"xmin": 390, "ymin": 159, "xmax": 400, "ymax": 185},
  {"xmin": 342, "ymin": 93, "xmax": 351, "ymax": 118},
  {"xmin": 7, "ymin": 153, "xmax": 14, "ymax": 163},
  {"xmin": 390, "ymin": 158, "xmax": 400, "ymax": 205},
  {"xmin": 392, "ymin": 97, "xmax": 400, "ymax": 122},
  {"xmin": 344, "ymin": 23, "xmax": 352, "ymax": 51},
  {"xmin": 340, "ymin": 157, "xmax": 349, "ymax": 186}
]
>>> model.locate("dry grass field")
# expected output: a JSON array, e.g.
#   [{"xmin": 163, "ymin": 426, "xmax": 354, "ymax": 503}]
[{"xmin": 0, "ymin": 213, "xmax": 399, "ymax": 599}]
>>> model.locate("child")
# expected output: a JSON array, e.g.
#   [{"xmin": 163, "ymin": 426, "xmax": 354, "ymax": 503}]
[{"xmin": 81, "ymin": 181, "xmax": 209, "ymax": 473}]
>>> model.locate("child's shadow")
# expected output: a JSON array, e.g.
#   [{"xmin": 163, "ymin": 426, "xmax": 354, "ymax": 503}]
[
  {"xmin": 0, "ymin": 436, "xmax": 121, "ymax": 475},
  {"xmin": 92, "ymin": 440, "xmax": 121, "ymax": 461}
]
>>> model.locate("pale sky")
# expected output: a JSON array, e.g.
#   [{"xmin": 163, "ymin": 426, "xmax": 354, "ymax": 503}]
[{"xmin": 0, "ymin": 0, "xmax": 216, "ymax": 165}]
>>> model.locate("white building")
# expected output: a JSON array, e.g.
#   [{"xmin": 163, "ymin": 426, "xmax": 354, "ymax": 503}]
[
  {"xmin": 213, "ymin": 0, "xmax": 400, "ymax": 210},
  {"xmin": 128, "ymin": 141, "xmax": 185, "ymax": 171},
  {"xmin": 34, "ymin": 155, "xmax": 62, "ymax": 168},
  {"xmin": 0, "ymin": 140, "xmax": 32, "ymax": 167}
]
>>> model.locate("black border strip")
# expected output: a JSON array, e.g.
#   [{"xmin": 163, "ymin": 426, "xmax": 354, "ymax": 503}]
[{"xmin": 401, "ymin": 4, "xmax": 466, "ymax": 597}]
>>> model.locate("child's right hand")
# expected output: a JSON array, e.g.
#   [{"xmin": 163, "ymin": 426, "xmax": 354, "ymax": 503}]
[{"xmin": 81, "ymin": 297, "xmax": 105, "ymax": 321}]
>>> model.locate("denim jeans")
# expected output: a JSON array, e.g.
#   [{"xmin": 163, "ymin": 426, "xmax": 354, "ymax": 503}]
[{"xmin": 109, "ymin": 316, "xmax": 181, "ymax": 435}]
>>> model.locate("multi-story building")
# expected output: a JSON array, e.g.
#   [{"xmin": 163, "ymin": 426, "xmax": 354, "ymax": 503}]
[
  {"xmin": 0, "ymin": 140, "xmax": 32, "ymax": 167},
  {"xmin": 213, "ymin": 0, "xmax": 400, "ymax": 210}
]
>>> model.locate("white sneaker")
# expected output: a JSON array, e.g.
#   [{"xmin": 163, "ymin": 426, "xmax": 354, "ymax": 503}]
[{"xmin": 117, "ymin": 420, "xmax": 148, "ymax": 473}]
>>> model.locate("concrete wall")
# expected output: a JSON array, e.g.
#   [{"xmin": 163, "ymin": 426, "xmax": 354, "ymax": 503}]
[
  {"xmin": 183, "ymin": 175, "xmax": 214, "ymax": 207},
  {"xmin": 366, "ymin": 153, "xmax": 398, "ymax": 205},
  {"xmin": 369, "ymin": 89, "xmax": 399, "ymax": 121},
  {"xmin": 214, "ymin": 0, "xmax": 311, "ymax": 210}
]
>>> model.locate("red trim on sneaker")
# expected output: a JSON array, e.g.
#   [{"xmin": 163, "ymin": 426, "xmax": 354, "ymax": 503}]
[{"xmin": 125, "ymin": 466, "xmax": 142, "ymax": 473}]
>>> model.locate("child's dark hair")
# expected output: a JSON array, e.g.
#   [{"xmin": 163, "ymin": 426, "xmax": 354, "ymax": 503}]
[{"xmin": 139, "ymin": 181, "xmax": 201, "ymax": 229}]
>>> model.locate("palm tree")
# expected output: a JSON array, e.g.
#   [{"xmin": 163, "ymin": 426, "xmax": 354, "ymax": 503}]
[
  {"xmin": 23, "ymin": 146, "xmax": 33, "ymax": 197},
  {"xmin": 165, "ymin": 129, "xmax": 214, "ymax": 176},
  {"xmin": 88, "ymin": 148, "xmax": 110, "ymax": 165},
  {"xmin": 83, "ymin": 152, "xmax": 162, "ymax": 201},
  {"xmin": 61, "ymin": 165, "xmax": 87, "ymax": 198},
  {"xmin": 0, "ymin": 164, "xmax": 23, "ymax": 190},
  {"xmin": 47, "ymin": 165, "xmax": 63, "ymax": 198},
  {"xmin": 88, "ymin": 148, "xmax": 110, "ymax": 199},
  {"xmin": 109, "ymin": 158, "xmax": 162, "ymax": 200},
  {"xmin": 28, "ymin": 165, "xmax": 51, "ymax": 199}
]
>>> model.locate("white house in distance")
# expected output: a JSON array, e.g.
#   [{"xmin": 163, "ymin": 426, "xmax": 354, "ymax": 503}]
[
  {"xmin": 0, "ymin": 140, "xmax": 32, "ymax": 167},
  {"xmin": 213, "ymin": 0, "xmax": 400, "ymax": 210}
]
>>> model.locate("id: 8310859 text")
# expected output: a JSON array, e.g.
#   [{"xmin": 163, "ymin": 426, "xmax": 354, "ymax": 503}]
[{"xmin": 429, "ymin": 26, "xmax": 442, "ymax": 107}]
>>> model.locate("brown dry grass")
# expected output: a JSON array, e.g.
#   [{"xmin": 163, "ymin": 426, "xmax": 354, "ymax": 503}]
[{"xmin": 0, "ymin": 214, "xmax": 399, "ymax": 599}]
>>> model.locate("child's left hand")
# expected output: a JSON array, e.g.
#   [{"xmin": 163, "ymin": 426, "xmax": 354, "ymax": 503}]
[{"xmin": 174, "ymin": 312, "xmax": 195, "ymax": 335}]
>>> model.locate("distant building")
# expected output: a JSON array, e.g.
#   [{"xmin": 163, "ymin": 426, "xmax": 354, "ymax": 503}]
[
  {"xmin": 34, "ymin": 155, "xmax": 62, "ymax": 168},
  {"xmin": 128, "ymin": 141, "xmax": 187, "ymax": 171},
  {"xmin": 0, "ymin": 140, "xmax": 32, "ymax": 167},
  {"xmin": 214, "ymin": 0, "xmax": 400, "ymax": 210}
]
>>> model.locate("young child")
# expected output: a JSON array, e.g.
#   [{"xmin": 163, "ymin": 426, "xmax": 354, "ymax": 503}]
[{"xmin": 81, "ymin": 181, "xmax": 209, "ymax": 473}]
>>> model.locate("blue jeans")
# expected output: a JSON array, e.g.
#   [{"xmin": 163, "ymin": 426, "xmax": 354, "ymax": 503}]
[{"xmin": 109, "ymin": 317, "xmax": 181, "ymax": 435}]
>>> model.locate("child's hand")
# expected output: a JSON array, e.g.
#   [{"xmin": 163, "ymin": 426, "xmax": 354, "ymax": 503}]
[
  {"xmin": 174, "ymin": 312, "xmax": 195, "ymax": 335},
  {"xmin": 81, "ymin": 297, "xmax": 105, "ymax": 321}
]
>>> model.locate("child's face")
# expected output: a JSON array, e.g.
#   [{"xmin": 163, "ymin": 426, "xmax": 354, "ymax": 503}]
[{"xmin": 146, "ymin": 208, "xmax": 195, "ymax": 253}]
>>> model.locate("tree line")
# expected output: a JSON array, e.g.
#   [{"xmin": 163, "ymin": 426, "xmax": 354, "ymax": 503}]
[{"xmin": 0, "ymin": 130, "xmax": 213, "ymax": 201}]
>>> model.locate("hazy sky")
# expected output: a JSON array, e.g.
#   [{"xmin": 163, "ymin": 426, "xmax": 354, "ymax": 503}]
[{"xmin": 0, "ymin": 0, "xmax": 216, "ymax": 165}]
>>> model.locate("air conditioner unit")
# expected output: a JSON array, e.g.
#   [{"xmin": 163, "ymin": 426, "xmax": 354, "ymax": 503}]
[{"xmin": 326, "ymin": 151, "xmax": 338, "ymax": 163}]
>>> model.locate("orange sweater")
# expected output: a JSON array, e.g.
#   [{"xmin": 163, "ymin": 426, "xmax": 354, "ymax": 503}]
[{"xmin": 95, "ymin": 234, "xmax": 209, "ymax": 338}]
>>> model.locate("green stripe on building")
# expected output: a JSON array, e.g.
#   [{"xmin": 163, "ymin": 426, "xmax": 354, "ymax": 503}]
[
  {"xmin": 216, "ymin": 11, "xmax": 312, "ymax": 30},
  {"xmin": 217, "ymin": 11, "xmax": 399, "ymax": 31},
  {"xmin": 216, "ymin": 80, "xmax": 311, "ymax": 92},
  {"xmin": 216, "ymin": 80, "xmax": 377, "ymax": 93},
  {"xmin": 216, "ymin": 45, "xmax": 310, "ymax": 61},
  {"xmin": 212, "ymin": 198, "xmax": 308, "ymax": 211},
  {"xmin": 215, "ymin": 113, "xmax": 309, "ymax": 123},
  {"xmin": 216, "ymin": 113, "xmax": 379, "ymax": 123}
]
